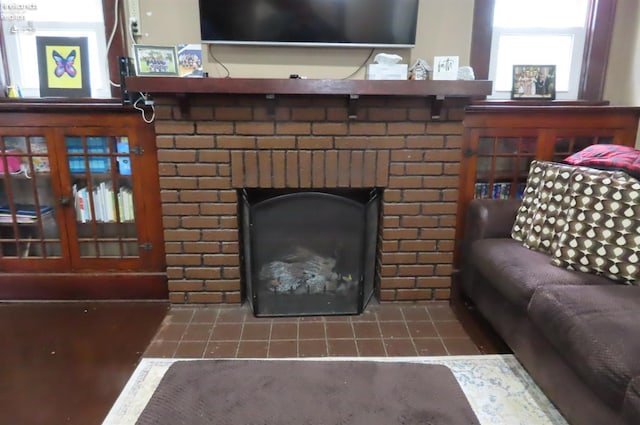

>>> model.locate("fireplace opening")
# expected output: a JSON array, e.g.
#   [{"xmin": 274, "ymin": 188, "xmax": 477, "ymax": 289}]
[{"xmin": 240, "ymin": 188, "xmax": 381, "ymax": 317}]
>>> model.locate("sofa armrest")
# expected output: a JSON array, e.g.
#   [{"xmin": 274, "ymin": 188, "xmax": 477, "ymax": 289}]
[
  {"xmin": 464, "ymin": 198, "xmax": 522, "ymax": 243},
  {"xmin": 459, "ymin": 198, "xmax": 522, "ymax": 298}
]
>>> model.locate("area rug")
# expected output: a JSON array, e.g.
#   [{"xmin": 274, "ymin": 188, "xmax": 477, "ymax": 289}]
[
  {"xmin": 135, "ymin": 360, "xmax": 480, "ymax": 425},
  {"xmin": 103, "ymin": 355, "xmax": 569, "ymax": 425}
]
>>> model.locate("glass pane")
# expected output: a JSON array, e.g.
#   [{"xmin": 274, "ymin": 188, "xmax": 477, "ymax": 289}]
[
  {"xmin": 595, "ymin": 136, "xmax": 614, "ymax": 145},
  {"xmin": 67, "ymin": 135, "xmax": 138, "ymax": 260},
  {"xmin": 519, "ymin": 138, "xmax": 537, "ymax": 154},
  {"xmin": 495, "ymin": 156, "xmax": 517, "ymax": 175},
  {"xmin": 0, "ymin": 136, "xmax": 61, "ymax": 259},
  {"xmin": 496, "ymin": 138, "xmax": 519, "ymax": 154},
  {"xmin": 476, "ymin": 157, "xmax": 492, "ymax": 178},
  {"xmin": 477, "ymin": 137, "xmax": 495, "ymax": 155},
  {"xmin": 1, "ymin": 0, "xmax": 109, "ymax": 98},
  {"xmin": 494, "ymin": 34, "xmax": 574, "ymax": 92},
  {"xmin": 494, "ymin": 0, "xmax": 589, "ymax": 28}
]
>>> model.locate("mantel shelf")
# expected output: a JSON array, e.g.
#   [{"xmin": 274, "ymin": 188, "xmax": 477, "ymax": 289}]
[{"xmin": 126, "ymin": 77, "xmax": 492, "ymax": 98}]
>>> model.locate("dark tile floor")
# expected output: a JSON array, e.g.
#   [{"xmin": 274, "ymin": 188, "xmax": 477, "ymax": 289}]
[{"xmin": 145, "ymin": 301, "xmax": 498, "ymax": 358}]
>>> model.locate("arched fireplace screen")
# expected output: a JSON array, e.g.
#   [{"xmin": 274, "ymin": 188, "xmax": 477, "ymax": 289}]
[{"xmin": 240, "ymin": 189, "xmax": 380, "ymax": 317}]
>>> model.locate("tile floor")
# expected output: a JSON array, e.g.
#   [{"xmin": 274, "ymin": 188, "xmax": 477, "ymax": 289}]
[{"xmin": 144, "ymin": 301, "xmax": 490, "ymax": 358}]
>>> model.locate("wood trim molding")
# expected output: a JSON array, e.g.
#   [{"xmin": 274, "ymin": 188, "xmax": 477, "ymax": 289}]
[
  {"xmin": 580, "ymin": 0, "xmax": 618, "ymax": 100},
  {"xmin": 469, "ymin": 0, "xmax": 495, "ymax": 81}
]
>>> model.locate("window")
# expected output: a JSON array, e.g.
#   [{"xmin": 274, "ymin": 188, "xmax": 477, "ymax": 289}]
[
  {"xmin": 471, "ymin": 0, "xmax": 617, "ymax": 101},
  {"xmin": 0, "ymin": 0, "xmax": 125, "ymax": 99},
  {"xmin": 489, "ymin": 0, "xmax": 590, "ymax": 99}
]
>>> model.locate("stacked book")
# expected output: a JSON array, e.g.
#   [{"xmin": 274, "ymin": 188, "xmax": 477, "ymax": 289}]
[
  {"xmin": 73, "ymin": 182, "xmax": 134, "ymax": 223},
  {"xmin": 0, "ymin": 204, "xmax": 54, "ymax": 223}
]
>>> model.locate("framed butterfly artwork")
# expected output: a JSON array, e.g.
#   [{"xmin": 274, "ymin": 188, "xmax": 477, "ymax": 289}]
[{"xmin": 36, "ymin": 36, "xmax": 90, "ymax": 98}]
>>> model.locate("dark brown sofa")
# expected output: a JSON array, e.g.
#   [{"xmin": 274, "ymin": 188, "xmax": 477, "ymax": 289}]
[{"xmin": 459, "ymin": 198, "xmax": 640, "ymax": 425}]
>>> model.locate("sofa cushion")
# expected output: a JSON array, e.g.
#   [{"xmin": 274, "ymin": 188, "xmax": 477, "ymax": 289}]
[
  {"xmin": 528, "ymin": 285, "xmax": 640, "ymax": 411},
  {"xmin": 511, "ymin": 160, "xmax": 550, "ymax": 242},
  {"xmin": 550, "ymin": 170, "xmax": 640, "ymax": 284},
  {"xmin": 470, "ymin": 238, "xmax": 613, "ymax": 309}
]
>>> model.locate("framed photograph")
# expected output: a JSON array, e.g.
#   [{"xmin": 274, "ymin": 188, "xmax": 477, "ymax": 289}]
[
  {"xmin": 133, "ymin": 45, "xmax": 179, "ymax": 76},
  {"xmin": 177, "ymin": 44, "xmax": 204, "ymax": 78},
  {"xmin": 511, "ymin": 65, "xmax": 556, "ymax": 100},
  {"xmin": 36, "ymin": 36, "xmax": 91, "ymax": 98}
]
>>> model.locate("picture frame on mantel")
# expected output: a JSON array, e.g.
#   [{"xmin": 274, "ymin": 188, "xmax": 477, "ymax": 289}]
[
  {"xmin": 133, "ymin": 45, "xmax": 179, "ymax": 76},
  {"xmin": 511, "ymin": 65, "xmax": 556, "ymax": 100},
  {"xmin": 36, "ymin": 36, "xmax": 91, "ymax": 98}
]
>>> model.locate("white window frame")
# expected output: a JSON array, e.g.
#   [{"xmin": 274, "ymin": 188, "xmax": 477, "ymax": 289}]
[
  {"xmin": 1, "ymin": 0, "xmax": 111, "ymax": 99},
  {"xmin": 3, "ymin": 21, "xmax": 111, "ymax": 99},
  {"xmin": 488, "ymin": 26, "xmax": 586, "ymax": 100}
]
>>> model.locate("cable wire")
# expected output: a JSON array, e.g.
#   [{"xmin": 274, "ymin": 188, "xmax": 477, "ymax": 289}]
[
  {"xmin": 207, "ymin": 45, "xmax": 231, "ymax": 78},
  {"xmin": 342, "ymin": 48, "xmax": 375, "ymax": 80},
  {"xmin": 133, "ymin": 93, "xmax": 156, "ymax": 124}
]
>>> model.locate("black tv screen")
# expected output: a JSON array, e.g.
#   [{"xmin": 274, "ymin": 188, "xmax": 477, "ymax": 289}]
[{"xmin": 199, "ymin": 0, "xmax": 419, "ymax": 48}]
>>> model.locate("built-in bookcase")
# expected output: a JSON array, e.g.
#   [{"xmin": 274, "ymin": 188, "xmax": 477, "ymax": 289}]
[
  {"xmin": 454, "ymin": 104, "xmax": 640, "ymax": 273},
  {"xmin": 0, "ymin": 109, "xmax": 166, "ymax": 300}
]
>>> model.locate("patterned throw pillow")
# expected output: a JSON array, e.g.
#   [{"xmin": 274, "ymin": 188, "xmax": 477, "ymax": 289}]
[
  {"xmin": 511, "ymin": 161, "xmax": 551, "ymax": 242},
  {"xmin": 523, "ymin": 164, "xmax": 627, "ymax": 254},
  {"xmin": 523, "ymin": 163, "xmax": 574, "ymax": 253},
  {"xmin": 551, "ymin": 171, "xmax": 640, "ymax": 284}
]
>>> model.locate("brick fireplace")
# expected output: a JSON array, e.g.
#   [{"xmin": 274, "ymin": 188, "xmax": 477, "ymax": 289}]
[{"xmin": 145, "ymin": 81, "xmax": 480, "ymax": 305}]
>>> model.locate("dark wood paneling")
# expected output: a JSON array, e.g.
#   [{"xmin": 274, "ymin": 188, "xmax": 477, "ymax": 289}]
[{"xmin": 0, "ymin": 273, "xmax": 168, "ymax": 300}]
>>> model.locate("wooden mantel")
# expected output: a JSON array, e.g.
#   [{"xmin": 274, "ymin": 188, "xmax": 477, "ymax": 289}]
[{"xmin": 126, "ymin": 77, "xmax": 492, "ymax": 98}]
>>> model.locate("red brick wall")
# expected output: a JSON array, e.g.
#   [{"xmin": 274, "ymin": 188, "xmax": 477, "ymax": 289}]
[{"xmin": 153, "ymin": 94, "xmax": 468, "ymax": 304}]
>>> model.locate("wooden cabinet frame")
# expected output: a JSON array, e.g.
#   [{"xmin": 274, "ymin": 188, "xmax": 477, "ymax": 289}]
[
  {"xmin": 454, "ymin": 104, "xmax": 640, "ymax": 273},
  {"xmin": 0, "ymin": 109, "xmax": 166, "ymax": 300}
]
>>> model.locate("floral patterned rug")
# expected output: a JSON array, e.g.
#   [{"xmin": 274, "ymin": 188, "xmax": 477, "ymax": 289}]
[{"xmin": 103, "ymin": 355, "xmax": 568, "ymax": 425}]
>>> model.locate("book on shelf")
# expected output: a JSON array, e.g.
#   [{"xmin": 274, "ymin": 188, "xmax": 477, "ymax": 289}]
[
  {"xmin": 0, "ymin": 203, "xmax": 54, "ymax": 223},
  {"xmin": 73, "ymin": 183, "xmax": 134, "ymax": 223},
  {"xmin": 0, "ymin": 203, "xmax": 54, "ymax": 217},
  {"xmin": 474, "ymin": 182, "xmax": 523, "ymax": 200}
]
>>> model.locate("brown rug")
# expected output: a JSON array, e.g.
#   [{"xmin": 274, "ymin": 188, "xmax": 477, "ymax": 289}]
[{"xmin": 135, "ymin": 360, "xmax": 480, "ymax": 425}]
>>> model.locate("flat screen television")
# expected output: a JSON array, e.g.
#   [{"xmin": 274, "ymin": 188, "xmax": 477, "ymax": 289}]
[{"xmin": 199, "ymin": 0, "xmax": 420, "ymax": 48}]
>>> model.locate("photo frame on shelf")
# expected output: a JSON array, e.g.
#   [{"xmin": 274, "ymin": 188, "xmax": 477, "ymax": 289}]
[
  {"xmin": 36, "ymin": 36, "xmax": 91, "ymax": 98},
  {"xmin": 133, "ymin": 45, "xmax": 179, "ymax": 76},
  {"xmin": 511, "ymin": 65, "xmax": 556, "ymax": 100},
  {"xmin": 177, "ymin": 43, "xmax": 204, "ymax": 77}
]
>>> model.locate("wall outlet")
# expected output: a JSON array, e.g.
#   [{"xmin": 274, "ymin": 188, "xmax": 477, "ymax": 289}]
[{"xmin": 126, "ymin": 0, "xmax": 142, "ymax": 36}]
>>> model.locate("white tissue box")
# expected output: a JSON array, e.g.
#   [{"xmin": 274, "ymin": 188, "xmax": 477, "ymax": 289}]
[{"xmin": 367, "ymin": 64, "xmax": 408, "ymax": 80}]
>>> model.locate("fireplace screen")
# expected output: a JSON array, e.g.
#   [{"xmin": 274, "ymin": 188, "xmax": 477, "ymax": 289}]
[{"xmin": 240, "ymin": 189, "xmax": 380, "ymax": 317}]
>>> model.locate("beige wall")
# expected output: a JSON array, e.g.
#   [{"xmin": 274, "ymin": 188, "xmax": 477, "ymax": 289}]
[
  {"xmin": 135, "ymin": 0, "xmax": 474, "ymax": 79},
  {"xmin": 136, "ymin": 0, "xmax": 639, "ymax": 145}
]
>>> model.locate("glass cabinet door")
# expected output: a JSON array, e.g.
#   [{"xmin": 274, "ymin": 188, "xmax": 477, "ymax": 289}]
[
  {"xmin": 65, "ymin": 135, "xmax": 139, "ymax": 261},
  {"xmin": 474, "ymin": 136, "xmax": 537, "ymax": 200},
  {"xmin": 0, "ymin": 135, "xmax": 62, "ymax": 259}
]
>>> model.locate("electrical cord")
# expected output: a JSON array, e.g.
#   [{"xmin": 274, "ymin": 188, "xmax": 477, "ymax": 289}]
[
  {"xmin": 207, "ymin": 45, "xmax": 231, "ymax": 78},
  {"xmin": 342, "ymin": 48, "xmax": 375, "ymax": 80},
  {"xmin": 133, "ymin": 92, "xmax": 155, "ymax": 124}
]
